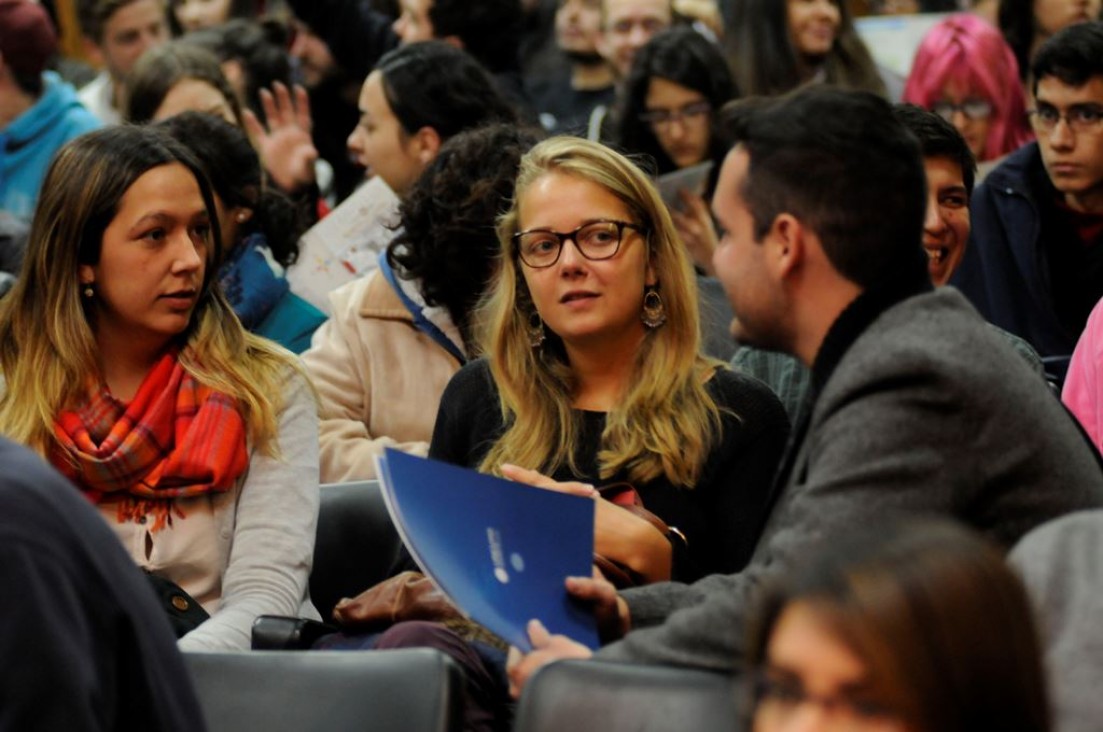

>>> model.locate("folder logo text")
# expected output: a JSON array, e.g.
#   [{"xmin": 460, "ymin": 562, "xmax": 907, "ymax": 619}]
[{"xmin": 487, "ymin": 526, "xmax": 525, "ymax": 584}]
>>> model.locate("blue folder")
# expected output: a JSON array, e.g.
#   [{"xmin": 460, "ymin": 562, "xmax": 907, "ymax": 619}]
[{"xmin": 376, "ymin": 448, "xmax": 600, "ymax": 651}]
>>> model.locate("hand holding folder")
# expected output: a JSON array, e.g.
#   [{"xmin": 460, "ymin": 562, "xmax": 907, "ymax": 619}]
[{"xmin": 375, "ymin": 448, "xmax": 600, "ymax": 651}]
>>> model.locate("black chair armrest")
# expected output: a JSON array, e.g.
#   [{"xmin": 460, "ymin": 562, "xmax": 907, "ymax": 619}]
[
  {"xmin": 252, "ymin": 615, "xmax": 337, "ymax": 650},
  {"xmin": 311, "ymin": 481, "xmax": 409, "ymax": 621},
  {"xmin": 513, "ymin": 659, "xmax": 742, "ymax": 731}
]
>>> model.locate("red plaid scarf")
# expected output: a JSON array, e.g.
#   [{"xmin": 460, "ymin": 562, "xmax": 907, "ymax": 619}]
[{"xmin": 50, "ymin": 350, "xmax": 249, "ymax": 531}]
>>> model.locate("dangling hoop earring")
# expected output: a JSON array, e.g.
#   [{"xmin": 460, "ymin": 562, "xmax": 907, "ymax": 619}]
[
  {"xmin": 641, "ymin": 285, "xmax": 667, "ymax": 329},
  {"xmin": 527, "ymin": 311, "xmax": 546, "ymax": 348}
]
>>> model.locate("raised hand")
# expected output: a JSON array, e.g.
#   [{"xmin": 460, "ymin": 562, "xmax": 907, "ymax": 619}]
[{"xmin": 242, "ymin": 82, "xmax": 319, "ymax": 194}]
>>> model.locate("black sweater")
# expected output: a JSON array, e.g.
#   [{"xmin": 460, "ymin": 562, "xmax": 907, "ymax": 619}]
[{"xmin": 429, "ymin": 359, "xmax": 790, "ymax": 582}]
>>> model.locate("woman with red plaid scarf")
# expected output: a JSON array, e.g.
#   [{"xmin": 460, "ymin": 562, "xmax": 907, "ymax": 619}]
[{"xmin": 0, "ymin": 124, "xmax": 321, "ymax": 651}]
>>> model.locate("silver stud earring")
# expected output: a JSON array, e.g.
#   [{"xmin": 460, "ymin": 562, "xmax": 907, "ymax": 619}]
[{"xmin": 82, "ymin": 284, "xmax": 94, "ymax": 299}]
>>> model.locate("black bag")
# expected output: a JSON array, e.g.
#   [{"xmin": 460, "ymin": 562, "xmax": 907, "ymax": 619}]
[{"xmin": 145, "ymin": 572, "xmax": 210, "ymax": 638}]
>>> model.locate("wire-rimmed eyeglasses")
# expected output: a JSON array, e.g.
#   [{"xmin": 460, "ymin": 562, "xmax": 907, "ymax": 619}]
[
  {"xmin": 513, "ymin": 219, "xmax": 646, "ymax": 269},
  {"xmin": 638, "ymin": 101, "xmax": 712, "ymax": 130},
  {"xmin": 930, "ymin": 98, "xmax": 993, "ymax": 122},
  {"xmin": 750, "ymin": 671, "xmax": 901, "ymax": 728}
]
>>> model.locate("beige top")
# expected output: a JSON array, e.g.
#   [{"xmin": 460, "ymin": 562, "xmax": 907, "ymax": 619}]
[{"xmin": 302, "ymin": 270, "xmax": 465, "ymax": 483}]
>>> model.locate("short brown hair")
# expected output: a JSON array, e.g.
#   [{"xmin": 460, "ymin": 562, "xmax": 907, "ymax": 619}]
[{"xmin": 78, "ymin": 0, "xmax": 162, "ymax": 42}]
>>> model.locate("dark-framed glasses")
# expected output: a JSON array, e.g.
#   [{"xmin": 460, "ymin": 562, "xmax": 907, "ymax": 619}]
[
  {"xmin": 638, "ymin": 101, "xmax": 712, "ymax": 129},
  {"xmin": 513, "ymin": 219, "xmax": 646, "ymax": 269},
  {"xmin": 1028, "ymin": 103, "xmax": 1103, "ymax": 135},
  {"xmin": 930, "ymin": 98, "xmax": 993, "ymax": 122}
]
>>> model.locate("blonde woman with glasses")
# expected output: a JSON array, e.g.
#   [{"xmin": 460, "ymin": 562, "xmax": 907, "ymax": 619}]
[{"xmin": 430, "ymin": 136, "xmax": 789, "ymax": 587}]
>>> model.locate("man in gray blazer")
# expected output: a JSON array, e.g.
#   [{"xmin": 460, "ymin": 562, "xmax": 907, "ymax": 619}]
[{"xmin": 507, "ymin": 86, "xmax": 1103, "ymax": 691}]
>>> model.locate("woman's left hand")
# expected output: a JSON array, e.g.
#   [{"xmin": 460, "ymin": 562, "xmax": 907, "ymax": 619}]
[
  {"xmin": 670, "ymin": 189, "xmax": 718, "ymax": 276},
  {"xmin": 500, "ymin": 464, "xmax": 672, "ymax": 583},
  {"xmin": 242, "ymin": 82, "xmax": 319, "ymax": 194},
  {"xmin": 500, "ymin": 463, "xmax": 598, "ymax": 498}
]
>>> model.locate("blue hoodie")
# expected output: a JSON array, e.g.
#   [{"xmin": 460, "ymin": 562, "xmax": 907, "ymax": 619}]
[{"xmin": 1, "ymin": 72, "xmax": 101, "ymax": 221}]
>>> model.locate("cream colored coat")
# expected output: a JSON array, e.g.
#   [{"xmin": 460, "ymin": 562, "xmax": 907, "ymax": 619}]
[{"xmin": 302, "ymin": 270, "xmax": 465, "ymax": 483}]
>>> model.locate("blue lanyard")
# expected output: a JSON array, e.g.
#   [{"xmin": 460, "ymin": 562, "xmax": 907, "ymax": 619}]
[{"xmin": 377, "ymin": 253, "xmax": 466, "ymax": 366}]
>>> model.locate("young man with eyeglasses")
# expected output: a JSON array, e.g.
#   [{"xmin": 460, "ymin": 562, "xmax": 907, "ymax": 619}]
[{"xmin": 953, "ymin": 21, "xmax": 1103, "ymax": 384}]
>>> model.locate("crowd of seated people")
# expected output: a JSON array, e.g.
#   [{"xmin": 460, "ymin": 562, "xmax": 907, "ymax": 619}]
[{"xmin": 2, "ymin": 0, "xmax": 1103, "ymax": 729}]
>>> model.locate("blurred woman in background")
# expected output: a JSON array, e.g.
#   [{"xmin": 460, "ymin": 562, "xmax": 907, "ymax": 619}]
[
  {"xmin": 725, "ymin": 0, "xmax": 886, "ymax": 99},
  {"xmin": 999, "ymin": 0, "xmax": 1101, "ymax": 86},
  {"xmin": 904, "ymin": 13, "xmax": 1033, "ymax": 165},
  {"xmin": 343, "ymin": 41, "xmax": 519, "ymax": 198},
  {"xmin": 612, "ymin": 27, "xmax": 737, "ymax": 275}
]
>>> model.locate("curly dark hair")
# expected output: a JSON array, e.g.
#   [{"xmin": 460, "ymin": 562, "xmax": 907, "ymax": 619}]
[
  {"xmin": 155, "ymin": 111, "xmax": 303, "ymax": 268},
  {"xmin": 613, "ymin": 27, "xmax": 737, "ymax": 181},
  {"xmin": 386, "ymin": 123, "xmax": 541, "ymax": 352}
]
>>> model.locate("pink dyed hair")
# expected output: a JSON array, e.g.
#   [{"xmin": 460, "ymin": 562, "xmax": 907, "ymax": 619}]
[{"xmin": 903, "ymin": 13, "xmax": 1033, "ymax": 161}]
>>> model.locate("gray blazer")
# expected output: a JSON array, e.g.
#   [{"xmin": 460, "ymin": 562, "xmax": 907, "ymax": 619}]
[{"xmin": 597, "ymin": 288, "xmax": 1103, "ymax": 672}]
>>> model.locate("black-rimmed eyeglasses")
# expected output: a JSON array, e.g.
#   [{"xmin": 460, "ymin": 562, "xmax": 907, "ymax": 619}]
[
  {"xmin": 1028, "ymin": 103, "xmax": 1103, "ymax": 135},
  {"xmin": 513, "ymin": 219, "xmax": 646, "ymax": 269}
]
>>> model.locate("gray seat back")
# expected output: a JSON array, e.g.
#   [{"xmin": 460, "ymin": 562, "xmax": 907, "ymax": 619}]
[
  {"xmin": 184, "ymin": 649, "xmax": 463, "ymax": 732},
  {"xmin": 514, "ymin": 660, "xmax": 741, "ymax": 732}
]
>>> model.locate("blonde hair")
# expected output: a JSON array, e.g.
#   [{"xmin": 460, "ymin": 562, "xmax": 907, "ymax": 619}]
[
  {"xmin": 0, "ymin": 126, "xmax": 301, "ymax": 457},
  {"xmin": 479, "ymin": 136, "xmax": 725, "ymax": 488}
]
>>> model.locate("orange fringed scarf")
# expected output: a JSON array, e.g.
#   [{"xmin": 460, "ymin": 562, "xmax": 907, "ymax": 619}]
[{"xmin": 50, "ymin": 350, "xmax": 249, "ymax": 531}]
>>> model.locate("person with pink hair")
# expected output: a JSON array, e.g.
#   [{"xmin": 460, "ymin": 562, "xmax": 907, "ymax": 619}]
[{"xmin": 904, "ymin": 13, "xmax": 1033, "ymax": 163}]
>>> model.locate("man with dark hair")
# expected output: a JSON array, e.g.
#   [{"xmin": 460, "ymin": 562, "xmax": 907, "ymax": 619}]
[
  {"xmin": 894, "ymin": 103, "xmax": 976, "ymax": 286},
  {"xmin": 0, "ymin": 435, "xmax": 206, "ymax": 729},
  {"xmin": 954, "ymin": 21, "xmax": 1103, "ymax": 383},
  {"xmin": 733, "ymin": 104, "xmax": 1044, "ymax": 422},
  {"xmin": 77, "ymin": 0, "xmax": 169, "ymax": 124},
  {"xmin": 0, "ymin": 0, "xmax": 100, "ymax": 221},
  {"xmin": 507, "ymin": 86, "xmax": 1103, "ymax": 691}
]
